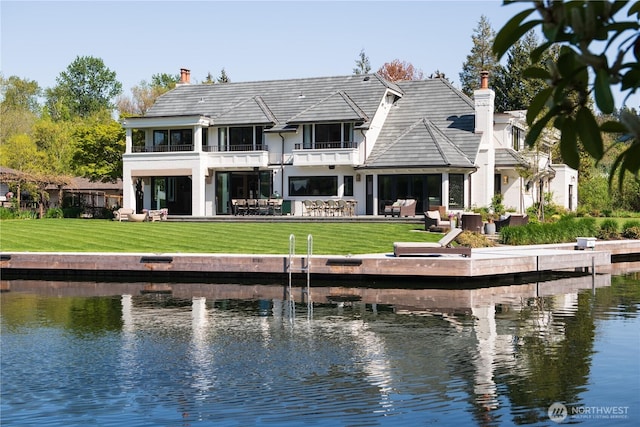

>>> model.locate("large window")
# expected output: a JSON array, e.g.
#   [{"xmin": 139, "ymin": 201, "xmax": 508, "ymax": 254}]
[
  {"xmin": 300, "ymin": 123, "xmax": 355, "ymax": 149},
  {"xmin": 152, "ymin": 129, "xmax": 192, "ymax": 151},
  {"xmin": 449, "ymin": 174, "xmax": 464, "ymax": 209},
  {"xmin": 378, "ymin": 174, "xmax": 442, "ymax": 212},
  {"xmin": 289, "ymin": 176, "xmax": 338, "ymax": 196},
  {"xmin": 217, "ymin": 126, "xmax": 264, "ymax": 151}
]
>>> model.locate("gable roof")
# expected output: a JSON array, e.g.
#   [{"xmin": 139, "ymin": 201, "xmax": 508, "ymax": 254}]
[
  {"xmin": 289, "ymin": 90, "xmax": 369, "ymax": 124},
  {"xmin": 146, "ymin": 74, "xmax": 393, "ymax": 129},
  {"xmin": 364, "ymin": 78, "xmax": 480, "ymax": 169},
  {"xmin": 365, "ymin": 118, "xmax": 474, "ymax": 168}
]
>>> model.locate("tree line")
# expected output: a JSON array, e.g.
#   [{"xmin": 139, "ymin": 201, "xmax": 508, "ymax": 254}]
[{"xmin": 1, "ymin": 1, "xmax": 638, "ymax": 214}]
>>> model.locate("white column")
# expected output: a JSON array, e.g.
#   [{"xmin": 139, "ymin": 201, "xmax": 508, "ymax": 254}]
[
  {"xmin": 192, "ymin": 164, "xmax": 206, "ymax": 216},
  {"xmin": 125, "ymin": 128, "xmax": 132, "ymax": 153},
  {"xmin": 122, "ymin": 167, "xmax": 136, "ymax": 210},
  {"xmin": 193, "ymin": 126, "xmax": 203, "ymax": 152}
]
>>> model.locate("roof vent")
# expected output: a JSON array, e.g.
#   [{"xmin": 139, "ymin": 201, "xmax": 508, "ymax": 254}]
[
  {"xmin": 363, "ymin": 76, "xmax": 370, "ymax": 81},
  {"xmin": 298, "ymin": 92, "xmax": 305, "ymax": 99}
]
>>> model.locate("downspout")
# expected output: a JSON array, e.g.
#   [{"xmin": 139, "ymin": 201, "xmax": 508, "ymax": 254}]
[
  {"xmin": 467, "ymin": 166, "xmax": 479, "ymax": 210},
  {"xmin": 359, "ymin": 129, "xmax": 366, "ymax": 163},
  {"xmin": 278, "ymin": 132, "xmax": 285, "ymax": 195}
]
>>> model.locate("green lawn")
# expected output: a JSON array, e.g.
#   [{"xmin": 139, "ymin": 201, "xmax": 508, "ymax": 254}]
[{"xmin": 0, "ymin": 219, "xmax": 439, "ymax": 255}]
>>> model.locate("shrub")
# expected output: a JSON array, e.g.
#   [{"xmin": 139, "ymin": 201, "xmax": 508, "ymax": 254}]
[
  {"xmin": 62, "ymin": 207, "xmax": 83, "ymax": 218},
  {"xmin": 622, "ymin": 227, "xmax": 640, "ymax": 239},
  {"xmin": 45, "ymin": 208, "xmax": 64, "ymax": 218},
  {"xmin": 622, "ymin": 220, "xmax": 640, "ymax": 239},
  {"xmin": 456, "ymin": 231, "xmax": 496, "ymax": 248},
  {"xmin": 597, "ymin": 219, "xmax": 620, "ymax": 240},
  {"xmin": 500, "ymin": 217, "xmax": 597, "ymax": 245}
]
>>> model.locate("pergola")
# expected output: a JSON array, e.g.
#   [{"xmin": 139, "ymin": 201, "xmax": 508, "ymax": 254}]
[{"xmin": 0, "ymin": 166, "xmax": 73, "ymax": 217}]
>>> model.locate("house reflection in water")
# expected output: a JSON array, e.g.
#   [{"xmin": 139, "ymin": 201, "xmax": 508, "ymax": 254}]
[{"xmin": 1, "ymin": 273, "xmax": 612, "ymax": 424}]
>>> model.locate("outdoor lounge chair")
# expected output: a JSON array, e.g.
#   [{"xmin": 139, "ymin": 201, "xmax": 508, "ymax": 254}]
[
  {"xmin": 393, "ymin": 228, "xmax": 470, "ymax": 257},
  {"xmin": 384, "ymin": 199, "xmax": 404, "ymax": 217},
  {"xmin": 424, "ymin": 209, "xmax": 451, "ymax": 231},
  {"xmin": 113, "ymin": 208, "xmax": 135, "ymax": 222}
]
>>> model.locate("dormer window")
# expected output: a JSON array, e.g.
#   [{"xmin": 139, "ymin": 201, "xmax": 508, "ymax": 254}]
[{"xmin": 302, "ymin": 123, "xmax": 355, "ymax": 149}]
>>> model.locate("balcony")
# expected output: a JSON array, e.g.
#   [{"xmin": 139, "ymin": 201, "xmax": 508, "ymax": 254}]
[
  {"xmin": 292, "ymin": 141, "xmax": 359, "ymax": 166},
  {"xmin": 204, "ymin": 144, "xmax": 269, "ymax": 168},
  {"xmin": 132, "ymin": 144, "xmax": 194, "ymax": 153}
]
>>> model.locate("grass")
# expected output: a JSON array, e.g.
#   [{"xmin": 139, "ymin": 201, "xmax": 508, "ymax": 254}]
[{"xmin": 0, "ymin": 219, "xmax": 439, "ymax": 255}]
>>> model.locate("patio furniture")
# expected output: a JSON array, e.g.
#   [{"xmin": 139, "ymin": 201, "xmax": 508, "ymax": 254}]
[
  {"xmin": 271, "ymin": 199, "xmax": 283, "ymax": 215},
  {"xmin": 495, "ymin": 214, "xmax": 529, "ymax": 232},
  {"xmin": 424, "ymin": 209, "xmax": 451, "ymax": 231},
  {"xmin": 233, "ymin": 199, "xmax": 248, "ymax": 215},
  {"xmin": 398, "ymin": 199, "xmax": 417, "ymax": 217},
  {"xmin": 113, "ymin": 208, "xmax": 135, "ymax": 222},
  {"xmin": 303, "ymin": 200, "xmax": 316, "ymax": 216},
  {"xmin": 393, "ymin": 228, "xmax": 470, "ymax": 257},
  {"xmin": 148, "ymin": 209, "xmax": 168, "ymax": 221},
  {"xmin": 461, "ymin": 213, "xmax": 483, "ymax": 233},
  {"xmin": 384, "ymin": 200, "xmax": 404, "ymax": 217},
  {"xmin": 128, "ymin": 212, "xmax": 148, "ymax": 222}
]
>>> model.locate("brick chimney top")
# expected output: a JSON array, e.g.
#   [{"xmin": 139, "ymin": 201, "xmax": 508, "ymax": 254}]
[
  {"xmin": 180, "ymin": 68, "xmax": 191, "ymax": 84},
  {"xmin": 480, "ymin": 70, "xmax": 489, "ymax": 89}
]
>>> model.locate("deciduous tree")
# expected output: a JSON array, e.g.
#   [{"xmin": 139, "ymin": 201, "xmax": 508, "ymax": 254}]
[
  {"xmin": 0, "ymin": 75, "xmax": 41, "ymax": 144},
  {"xmin": 46, "ymin": 55, "xmax": 122, "ymax": 118},
  {"xmin": 377, "ymin": 59, "xmax": 423, "ymax": 82},
  {"xmin": 72, "ymin": 114, "xmax": 125, "ymax": 182}
]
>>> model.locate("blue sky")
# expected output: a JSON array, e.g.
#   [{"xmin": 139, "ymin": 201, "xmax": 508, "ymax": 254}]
[
  {"xmin": 1, "ymin": 1, "xmax": 532, "ymax": 91},
  {"xmin": 1, "ymin": 0, "xmax": 637, "ymax": 109}
]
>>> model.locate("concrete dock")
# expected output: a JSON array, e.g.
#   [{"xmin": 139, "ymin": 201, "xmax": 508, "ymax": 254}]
[{"xmin": 1, "ymin": 240, "xmax": 638, "ymax": 284}]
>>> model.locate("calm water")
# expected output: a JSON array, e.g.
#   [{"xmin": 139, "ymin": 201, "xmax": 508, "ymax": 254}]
[{"xmin": 1, "ymin": 269, "xmax": 639, "ymax": 427}]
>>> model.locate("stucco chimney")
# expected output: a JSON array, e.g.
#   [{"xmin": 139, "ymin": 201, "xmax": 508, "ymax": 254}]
[
  {"xmin": 180, "ymin": 68, "xmax": 191, "ymax": 84},
  {"xmin": 480, "ymin": 70, "xmax": 489, "ymax": 89},
  {"xmin": 473, "ymin": 70, "xmax": 496, "ymax": 208}
]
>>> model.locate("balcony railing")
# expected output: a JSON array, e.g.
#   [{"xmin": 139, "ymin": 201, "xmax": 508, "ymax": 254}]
[
  {"xmin": 294, "ymin": 141, "xmax": 356, "ymax": 150},
  {"xmin": 204, "ymin": 144, "xmax": 268, "ymax": 152},
  {"xmin": 132, "ymin": 144, "xmax": 268, "ymax": 153},
  {"xmin": 132, "ymin": 144, "xmax": 194, "ymax": 153}
]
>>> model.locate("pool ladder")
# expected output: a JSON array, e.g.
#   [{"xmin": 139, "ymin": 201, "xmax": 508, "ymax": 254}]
[{"xmin": 288, "ymin": 233, "xmax": 313, "ymax": 319}]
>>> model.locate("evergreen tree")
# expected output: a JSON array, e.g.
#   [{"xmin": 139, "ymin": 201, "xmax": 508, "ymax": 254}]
[
  {"xmin": 493, "ymin": 31, "xmax": 554, "ymax": 112},
  {"xmin": 459, "ymin": 15, "xmax": 499, "ymax": 97},
  {"xmin": 217, "ymin": 68, "xmax": 230, "ymax": 83},
  {"xmin": 353, "ymin": 49, "xmax": 371, "ymax": 75}
]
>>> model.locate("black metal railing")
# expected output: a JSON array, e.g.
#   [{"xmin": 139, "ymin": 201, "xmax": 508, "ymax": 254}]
[
  {"xmin": 294, "ymin": 141, "xmax": 356, "ymax": 150},
  {"xmin": 132, "ymin": 144, "xmax": 194, "ymax": 153},
  {"xmin": 203, "ymin": 144, "xmax": 268, "ymax": 152}
]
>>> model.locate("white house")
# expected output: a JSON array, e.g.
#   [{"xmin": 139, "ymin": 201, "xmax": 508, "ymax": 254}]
[{"xmin": 121, "ymin": 69, "xmax": 576, "ymax": 216}]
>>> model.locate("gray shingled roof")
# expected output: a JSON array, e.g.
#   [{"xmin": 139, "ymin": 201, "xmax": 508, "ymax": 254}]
[
  {"xmin": 146, "ymin": 74, "xmax": 392, "ymax": 128},
  {"xmin": 145, "ymin": 75, "xmax": 481, "ymax": 170},
  {"xmin": 364, "ymin": 78, "xmax": 480, "ymax": 169},
  {"xmin": 495, "ymin": 147, "xmax": 530, "ymax": 167},
  {"xmin": 365, "ymin": 118, "xmax": 474, "ymax": 168}
]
